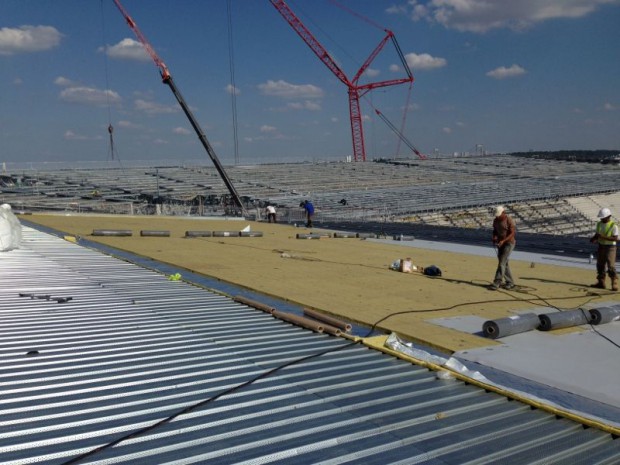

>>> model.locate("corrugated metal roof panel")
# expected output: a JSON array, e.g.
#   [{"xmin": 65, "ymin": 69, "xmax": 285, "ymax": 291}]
[{"xmin": 0, "ymin": 227, "xmax": 618, "ymax": 465}]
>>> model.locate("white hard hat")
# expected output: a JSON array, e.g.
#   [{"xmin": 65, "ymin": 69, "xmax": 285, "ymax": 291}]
[
  {"xmin": 597, "ymin": 207, "xmax": 612, "ymax": 218},
  {"xmin": 494, "ymin": 206, "xmax": 505, "ymax": 217},
  {"xmin": 0, "ymin": 203, "xmax": 11, "ymax": 210}
]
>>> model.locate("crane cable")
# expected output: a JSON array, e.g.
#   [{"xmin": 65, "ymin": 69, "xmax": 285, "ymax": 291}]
[
  {"xmin": 226, "ymin": 0, "xmax": 240, "ymax": 165},
  {"xmin": 396, "ymin": 81, "xmax": 414, "ymax": 158},
  {"xmin": 100, "ymin": 0, "xmax": 123, "ymax": 168},
  {"xmin": 328, "ymin": 0, "xmax": 385, "ymax": 32},
  {"xmin": 363, "ymin": 93, "xmax": 426, "ymax": 160}
]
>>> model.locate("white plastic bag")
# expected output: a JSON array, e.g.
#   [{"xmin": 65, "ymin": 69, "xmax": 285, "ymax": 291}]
[{"xmin": 0, "ymin": 204, "xmax": 22, "ymax": 251}]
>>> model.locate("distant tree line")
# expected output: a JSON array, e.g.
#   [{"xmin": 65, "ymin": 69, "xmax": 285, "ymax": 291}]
[{"xmin": 510, "ymin": 150, "xmax": 620, "ymax": 164}]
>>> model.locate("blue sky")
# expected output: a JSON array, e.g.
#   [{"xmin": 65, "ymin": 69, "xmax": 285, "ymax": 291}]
[{"xmin": 1, "ymin": 0, "xmax": 619, "ymax": 165}]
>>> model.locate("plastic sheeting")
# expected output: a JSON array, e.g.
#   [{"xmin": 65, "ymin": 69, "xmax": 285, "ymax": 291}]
[
  {"xmin": 384, "ymin": 333, "xmax": 487, "ymax": 383},
  {"xmin": 0, "ymin": 204, "xmax": 21, "ymax": 251}
]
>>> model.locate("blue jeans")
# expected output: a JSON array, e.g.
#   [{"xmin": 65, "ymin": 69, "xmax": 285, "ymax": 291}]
[{"xmin": 494, "ymin": 242, "xmax": 515, "ymax": 286}]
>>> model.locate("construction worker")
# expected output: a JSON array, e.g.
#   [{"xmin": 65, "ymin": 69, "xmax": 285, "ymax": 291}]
[
  {"xmin": 265, "ymin": 205, "xmax": 277, "ymax": 223},
  {"xmin": 301, "ymin": 200, "xmax": 314, "ymax": 227},
  {"xmin": 490, "ymin": 205, "xmax": 516, "ymax": 290},
  {"xmin": 589, "ymin": 207, "xmax": 618, "ymax": 291}
]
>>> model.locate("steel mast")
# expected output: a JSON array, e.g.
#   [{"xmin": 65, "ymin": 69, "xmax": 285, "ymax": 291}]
[
  {"xmin": 270, "ymin": 0, "xmax": 414, "ymax": 162},
  {"xmin": 112, "ymin": 0, "xmax": 247, "ymax": 215}
]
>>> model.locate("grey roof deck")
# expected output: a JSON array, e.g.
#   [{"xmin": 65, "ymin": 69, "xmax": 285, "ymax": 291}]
[{"xmin": 1, "ymin": 226, "xmax": 619, "ymax": 464}]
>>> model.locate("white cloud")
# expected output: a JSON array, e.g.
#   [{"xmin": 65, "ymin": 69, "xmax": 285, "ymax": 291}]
[
  {"xmin": 258, "ymin": 79, "xmax": 324, "ymax": 99},
  {"xmin": 117, "ymin": 120, "xmax": 141, "ymax": 129},
  {"xmin": 402, "ymin": 0, "xmax": 616, "ymax": 33},
  {"xmin": 287, "ymin": 100, "xmax": 322, "ymax": 111},
  {"xmin": 225, "ymin": 84, "xmax": 240, "ymax": 95},
  {"xmin": 403, "ymin": 102, "xmax": 421, "ymax": 111},
  {"xmin": 103, "ymin": 38, "xmax": 150, "ymax": 62},
  {"xmin": 442, "ymin": 127, "xmax": 452, "ymax": 134},
  {"xmin": 260, "ymin": 125, "xmax": 277, "ymax": 133},
  {"xmin": 389, "ymin": 64, "xmax": 401, "ymax": 73},
  {"xmin": 365, "ymin": 68, "xmax": 381, "ymax": 78},
  {"xmin": 331, "ymin": 117, "xmax": 339, "ymax": 123},
  {"xmin": 603, "ymin": 102, "xmax": 617, "ymax": 111},
  {"xmin": 405, "ymin": 52, "xmax": 447, "ymax": 70},
  {"xmin": 59, "ymin": 86, "xmax": 121, "ymax": 106},
  {"xmin": 134, "ymin": 99, "xmax": 179, "ymax": 115},
  {"xmin": 54, "ymin": 76, "xmax": 78, "ymax": 87},
  {"xmin": 0, "ymin": 25, "xmax": 62, "ymax": 55},
  {"xmin": 386, "ymin": 4, "xmax": 408, "ymax": 14},
  {"xmin": 64, "ymin": 130, "xmax": 102, "ymax": 141},
  {"xmin": 153, "ymin": 138, "xmax": 169, "ymax": 145},
  {"xmin": 173, "ymin": 127, "xmax": 191, "ymax": 135},
  {"xmin": 486, "ymin": 64, "xmax": 526, "ymax": 79},
  {"xmin": 13, "ymin": 77, "xmax": 22, "ymax": 86},
  {"xmin": 64, "ymin": 130, "xmax": 87, "ymax": 141}
]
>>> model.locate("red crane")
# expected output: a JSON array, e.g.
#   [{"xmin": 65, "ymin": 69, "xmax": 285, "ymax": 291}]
[
  {"xmin": 112, "ymin": 0, "xmax": 247, "ymax": 215},
  {"xmin": 270, "ymin": 0, "xmax": 414, "ymax": 162}
]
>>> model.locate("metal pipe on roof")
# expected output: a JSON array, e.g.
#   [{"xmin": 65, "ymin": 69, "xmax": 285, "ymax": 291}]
[
  {"xmin": 233, "ymin": 295, "xmax": 275, "ymax": 314},
  {"xmin": 320, "ymin": 324, "xmax": 342, "ymax": 336},
  {"xmin": 303, "ymin": 307, "xmax": 352, "ymax": 332},
  {"xmin": 272, "ymin": 310, "xmax": 324, "ymax": 333},
  {"xmin": 589, "ymin": 306, "xmax": 620, "ymax": 325},
  {"xmin": 482, "ymin": 313, "xmax": 540, "ymax": 339},
  {"xmin": 538, "ymin": 309, "xmax": 592, "ymax": 331}
]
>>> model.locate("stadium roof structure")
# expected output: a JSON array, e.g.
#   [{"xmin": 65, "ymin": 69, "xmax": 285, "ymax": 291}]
[{"xmin": 1, "ymin": 219, "xmax": 619, "ymax": 464}]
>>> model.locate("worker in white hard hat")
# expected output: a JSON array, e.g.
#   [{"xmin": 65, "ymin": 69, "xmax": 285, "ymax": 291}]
[
  {"xmin": 490, "ymin": 205, "xmax": 516, "ymax": 290},
  {"xmin": 589, "ymin": 207, "xmax": 618, "ymax": 291}
]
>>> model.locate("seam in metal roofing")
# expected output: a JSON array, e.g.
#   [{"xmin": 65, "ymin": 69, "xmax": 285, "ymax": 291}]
[{"xmin": 1, "ymin": 227, "xmax": 619, "ymax": 465}]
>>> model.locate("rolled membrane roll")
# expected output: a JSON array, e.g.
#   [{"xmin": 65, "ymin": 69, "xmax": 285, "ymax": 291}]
[
  {"xmin": 589, "ymin": 306, "xmax": 620, "ymax": 325},
  {"xmin": 482, "ymin": 313, "xmax": 540, "ymax": 339},
  {"xmin": 92, "ymin": 229, "xmax": 132, "ymax": 236},
  {"xmin": 538, "ymin": 309, "xmax": 592, "ymax": 331}
]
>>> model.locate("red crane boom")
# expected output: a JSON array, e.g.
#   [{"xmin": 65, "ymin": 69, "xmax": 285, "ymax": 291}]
[
  {"xmin": 270, "ymin": 0, "xmax": 414, "ymax": 162},
  {"xmin": 112, "ymin": 0, "xmax": 246, "ymax": 215}
]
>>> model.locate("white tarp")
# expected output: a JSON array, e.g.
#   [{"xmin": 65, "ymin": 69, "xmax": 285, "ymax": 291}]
[{"xmin": 0, "ymin": 204, "xmax": 22, "ymax": 251}]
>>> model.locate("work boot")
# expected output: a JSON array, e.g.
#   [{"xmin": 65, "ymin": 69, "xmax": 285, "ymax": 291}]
[
  {"xmin": 612, "ymin": 277, "xmax": 618, "ymax": 292},
  {"xmin": 590, "ymin": 277, "xmax": 606, "ymax": 289}
]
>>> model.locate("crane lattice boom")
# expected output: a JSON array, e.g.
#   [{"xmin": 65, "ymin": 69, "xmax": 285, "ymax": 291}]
[
  {"xmin": 270, "ymin": 0, "xmax": 414, "ymax": 161},
  {"xmin": 112, "ymin": 0, "xmax": 246, "ymax": 214}
]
